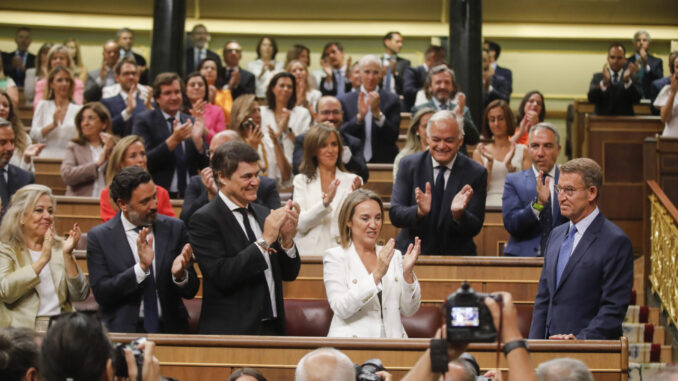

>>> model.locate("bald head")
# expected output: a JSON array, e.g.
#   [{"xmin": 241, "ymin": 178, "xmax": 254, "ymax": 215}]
[
  {"xmin": 316, "ymin": 96, "xmax": 344, "ymax": 129},
  {"xmin": 295, "ymin": 348, "xmax": 355, "ymax": 381},
  {"xmin": 209, "ymin": 130, "xmax": 242, "ymax": 158}
]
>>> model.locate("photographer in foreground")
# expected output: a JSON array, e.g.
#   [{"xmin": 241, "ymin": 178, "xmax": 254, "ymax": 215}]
[{"xmin": 401, "ymin": 291, "xmax": 537, "ymax": 381}]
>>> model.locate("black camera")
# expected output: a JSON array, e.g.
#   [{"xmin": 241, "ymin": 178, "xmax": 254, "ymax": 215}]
[
  {"xmin": 112, "ymin": 337, "xmax": 146, "ymax": 381},
  {"xmin": 444, "ymin": 282, "xmax": 500, "ymax": 343},
  {"xmin": 355, "ymin": 358, "xmax": 385, "ymax": 381}
]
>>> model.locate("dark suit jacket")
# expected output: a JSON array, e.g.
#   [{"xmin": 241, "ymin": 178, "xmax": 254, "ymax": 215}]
[
  {"xmin": 650, "ymin": 76, "xmax": 671, "ymax": 115},
  {"xmin": 627, "ymin": 54, "xmax": 664, "ymax": 99},
  {"xmin": 1, "ymin": 51, "xmax": 35, "ymax": 86},
  {"xmin": 179, "ymin": 174, "xmax": 280, "ymax": 226},
  {"xmin": 483, "ymin": 74, "xmax": 511, "ymax": 108},
  {"xmin": 185, "ymin": 48, "xmax": 222, "ymax": 76},
  {"xmin": 411, "ymin": 99, "xmax": 480, "ymax": 149},
  {"xmin": 101, "ymin": 93, "xmax": 147, "ymax": 136},
  {"xmin": 86, "ymin": 213, "xmax": 200, "ymax": 333},
  {"xmin": 502, "ymin": 168, "xmax": 568, "ymax": 256},
  {"xmin": 587, "ymin": 72, "xmax": 641, "ymax": 116},
  {"xmin": 339, "ymin": 89, "xmax": 401, "ymax": 164},
  {"xmin": 128, "ymin": 51, "xmax": 149, "ymax": 85},
  {"xmin": 0, "ymin": 164, "xmax": 34, "ymax": 220},
  {"xmin": 131, "ymin": 108, "xmax": 209, "ymax": 192},
  {"xmin": 493, "ymin": 65, "xmax": 513, "ymax": 99},
  {"xmin": 320, "ymin": 70, "xmax": 353, "ymax": 97},
  {"xmin": 292, "ymin": 130, "xmax": 369, "ymax": 182},
  {"xmin": 403, "ymin": 65, "xmax": 428, "ymax": 111},
  {"xmin": 189, "ymin": 197, "xmax": 301, "ymax": 335},
  {"xmin": 529, "ymin": 211, "xmax": 633, "ymax": 339},
  {"xmin": 223, "ymin": 66, "xmax": 256, "ymax": 100},
  {"xmin": 390, "ymin": 151, "xmax": 487, "ymax": 255},
  {"xmin": 380, "ymin": 56, "xmax": 411, "ymax": 95}
]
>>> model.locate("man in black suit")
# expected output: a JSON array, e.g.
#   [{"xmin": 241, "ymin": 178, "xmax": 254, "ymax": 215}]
[
  {"xmin": 180, "ymin": 130, "xmax": 280, "ymax": 226},
  {"xmin": 319, "ymin": 42, "xmax": 352, "ymax": 97},
  {"xmin": 482, "ymin": 48, "xmax": 511, "ymax": 108},
  {"xmin": 588, "ymin": 43, "xmax": 641, "ymax": 116},
  {"xmin": 484, "ymin": 40, "xmax": 513, "ymax": 101},
  {"xmin": 381, "ymin": 31, "xmax": 410, "ymax": 95},
  {"xmin": 117, "ymin": 28, "xmax": 149, "ymax": 85},
  {"xmin": 292, "ymin": 96, "xmax": 368, "ymax": 182},
  {"xmin": 185, "ymin": 24, "xmax": 222, "ymax": 76},
  {"xmin": 189, "ymin": 141, "xmax": 300, "ymax": 335},
  {"xmin": 402, "ymin": 45, "xmax": 445, "ymax": 111},
  {"xmin": 1, "ymin": 27, "xmax": 35, "ymax": 86},
  {"xmin": 87, "ymin": 167, "xmax": 200, "ymax": 333},
  {"xmin": 101, "ymin": 57, "xmax": 151, "ymax": 136},
  {"xmin": 627, "ymin": 30, "xmax": 664, "ymax": 100},
  {"xmin": 131, "ymin": 72, "xmax": 209, "ymax": 198},
  {"xmin": 0, "ymin": 119, "xmax": 34, "ymax": 220},
  {"xmin": 221, "ymin": 41, "xmax": 255, "ymax": 101},
  {"xmin": 84, "ymin": 40, "xmax": 120, "ymax": 102},
  {"xmin": 390, "ymin": 110, "xmax": 487, "ymax": 255},
  {"xmin": 339, "ymin": 55, "xmax": 401, "ymax": 164}
]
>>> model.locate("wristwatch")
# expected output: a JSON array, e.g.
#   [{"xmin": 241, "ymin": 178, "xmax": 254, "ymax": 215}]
[
  {"xmin": 531, "ymin": 197, "xmax": 545, "ymax": 212},
  {"xmin": 255, "ymin": 238, "xmax": 271, "ymax": 251},
  {"xmin": 503, "ymin": 339, "xmax": 529, "ymax": 356}
]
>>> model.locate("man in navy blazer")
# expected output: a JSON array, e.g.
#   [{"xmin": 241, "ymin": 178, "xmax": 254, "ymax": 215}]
[
  {"xmin": 484, "ymin": 40, "xmax": 513, "ymax": 100},
  {"xmin": 87, "ymin": 167, "xmax": 200, "ymax": 333},
  {"xmin": 390, "ymin": 110, "xmax": 487, "ymax": 255},
  {"xmin": 101, "ymin": 57, "xmax": 149, "ymax": 136},
  {"xmin": 503, "ymin": 123, "xmax": 568, "ymax": 257},
  {"xmin": 627, "ymin": 30, "xmax": 664, "ymax": 100},
  {"xmin": 1, "ymin": 27, "xmax": 35, "ymax": 86},
  {"xmin": 529, "ymin": 158, "xmax": 633, "ymax": 340},
  {"xmin": 0, "ymin": 119, "xmax": 34, "ymax": 220},
  {"xmin": 131, "ymin": 72, "xmax": 209, "ymax": 197},
  {"xmin": 222, "ymin": 41, "xmax": 256, "ymax": 101},
  {"xmin": 185, "ymin": 24, "xmax": 222, "ymax": 76},
  {"xmin": 339, "ymin": 55, "xmax": 401, "ymax": 164},
  {"xmin": 402, "ymin": 45, "xmax": 445, "ymax": 111}
]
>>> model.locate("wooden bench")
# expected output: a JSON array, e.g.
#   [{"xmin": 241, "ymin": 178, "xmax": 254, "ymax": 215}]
[
  {"xmin": 400, "ymin": 112, "xmax": 411, "ymax": 135},
  {"xmin": 34, "ymin": 157, "xmax": 66, "ymax": 196}
]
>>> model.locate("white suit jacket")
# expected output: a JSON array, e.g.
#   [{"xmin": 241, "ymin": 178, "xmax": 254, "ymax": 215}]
[{"xmin": 323, "ymin": 244, "xmax": 421, "ymax": 338}]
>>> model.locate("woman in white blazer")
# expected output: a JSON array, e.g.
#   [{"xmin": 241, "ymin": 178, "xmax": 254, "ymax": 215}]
[
  {"xmin": 323, "ymin": 189, "xmax": 421, "ymax": 338},
  {"xmin": 293, "ymin": 124, "xmax": 362, "ymax": 255}
]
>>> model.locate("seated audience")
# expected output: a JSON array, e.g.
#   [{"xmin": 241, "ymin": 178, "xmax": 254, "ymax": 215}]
[
  {"xmin": 60, "ymin": 102, "xmax": 116, "ymax": 197},
  {"xmin": 185, "ymin": 24, "xmax": 221, "ymax": 76},
  {"xmin": 229, "ymin": 368, "xmax": 268, "ymax": 381},
  {"xmin": 222, "ymin": 40, "xmax": 256, "ymax": 100},
  {"xmin": 482, "ymin": 48, "xmax": 510, "ymax": 108},
  {"xmin": 0, "ymin": 184, "xmax": 88, "ymax": 330},
  {"xmin": 503, "ymin": 123, "xmax": 567, "ymax": 257},
  {"xmin": 536, "ymin": 358, "xmax": 593, "ymax": 381},
  {"xmin": 0, "ymin": 118, "xmax": 34, "ymax": 221},
  {"xmin": 294, "ymin": 124, "xmax": 362, "ymax": 255},
  {"xmin": 199, "ymin": 57, "xmax": 233, "ymax": 124},
  {"xmin": 30, "ymin": 66, "xmax": 83, "ymax": 158},
  {"xmin": 390, "ymin": 110, "xmax": 487, "ymax": 255},
  {"xmin": 393, "ymin": 107, "xmax": 436, "ymax": 181},
  {"xmin": 261, "ymin": 72, "xmax": 312, "ymax": 186},
  {"xmin": 654, "ymin": 54, "xmax": 678, "ymax": 137},
  {"xmin": 484, "ymin": 40, "xmax": 513, "ymax": 101},
  {"xmin": 287, "ymin": 59, "xmax": 322, "ymax": 119},
  {"xmin": 587, "ymin": 43, "xmax": 641, "ymax": 116},
  {"xmin": 33, "ymin": 45, "xmax": 85, "ymax": 109},
  {"xmin": 100, "ymin": 135, "xmax": 176, "ymax": 222},
  {"xmin": 319, "ymin": 42, "xmax": 352, "ymax": 97},
  {"xmin": 87, "ymin": 167, "xmax": 199, "ymax": 333},
  {"xmin": 23, "ymin": 42, "xmax": 53, "ymax": 107},
  {"xmin": 180, "ymin": 130, "xmax": 280, "ymax": 226},
  {"xmin": 64, "ymin": 38, "xmax": 88, "ymax": 84},
  {"xmin": 184, "ymin": 72, "xmax": 226, "ymax": 144},
  {"xmin": 627, "ymin": 30, "xmax": 663, "ymax": 100},
  {"xmin": 247, "ymin": 36, "xmax": 284, "ymax": 98},
  {"xmin": 324, "ymin": 189, "xmax": 421, "ymax": 337},
  {"xmin": 0, "ymin": 327, "xmax": 40, "ymax": 381},
  {"xmin": 295, "ymin": 347, "xmax": 357, "ymax": 381},
  {"xmin": 381, "ymin": 31, "xmax": 410, "ymax": 95},
  {"xmin": 100, "ymin": 57, "xmax": 151, "ymax": 137},
  {"xmin": 339, "ymin": 54, "xmax": 401, "ymax": 164},
  {"xmin": 84, "ymin": 40, "xmax": 120, "ymax": 102},
  {"xmin": 474, "ymin": 100, "xmax": 530, "ymax": 208},
  {"xmin": 403, "ymin": 45, "xmax": 445, "ymax": 111},
  {"xmin": 0, "ymin": 92, "xmax": 43, "ymax": 171},
  {"xmin": 0, "ymin": 27, "xmax": 34, "ymax": 87},
  {"xmin": 0, "ymin": 61, "xmax": 18, "ymax": 106},
  {"xmin": 510, "ymin": 90, "xmax": 546, "ymax": 145}
]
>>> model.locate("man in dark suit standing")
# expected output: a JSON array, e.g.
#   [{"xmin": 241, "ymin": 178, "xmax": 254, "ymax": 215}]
[
  {"xmin": 381, "ymin": 31, "xmax": 410, "ymax": 95},
  {"xmin": 588, "ymin": 43, "xmax": 641, "ymax": 116},
  {"xmin": 627, "ymin": 30, "xmax": 664, "ymax": 100},
  {"xmin": 132, "ymin": 72, "xmax": 209, "ymax": 198},
  {"xmin": 390, "ymin": 110, "xmax": 487, "ymax": 255},
  {"xmin": 180, "ymin": 130, "xmax": 280, "ymax": 226},
  {"xmin": 222, "ymin": 41, "xmax": 255, "ymax": 101},
  {"xmin": 484, "ymin": 40, "xmax": 513, "ymax": 101},
  {"xmin": 185, "ymin": 24, "xmax": 221, "ymax": 76},
  {"xmin": 84, "ymin": 40, "xmax": 120, "ymax": 102},
  {"xmin": 529, "ymin": 158, "xmax": 632, "ymax": 340},
  {"xmin": 482, "ymin": 48, "xmax": 511, "ymax": 108},
  {"xmin": 319, "ymin": 42, "xmax": 352, "ymax": 97},
  {"xmin": 0, "ymin": 119, "xmax": 34, "ymax": 220},
  {"xmin": 87, "ymin": 167, "xmax": 200, "ymax": 333},
  {"xmin": 502, "ymin": 123, "xmax": 568, "ymax": 257},
  {"xmin": 101, "ymin": 57, "xmax": 150, "ymax": 136},
  {"xmin": 117, "ymin": 28, "xmax": 149, "ymax": 85},
  {"xmin": 339, "ymin": 55, "xmax": 401, "ymax": 164},
  {"xmin": 402, "ymin": 45, "xmax": 445, "ymax": 111},
  {"xmin": 1, "ymin": 27, "xmax": 35, "ymax": 86},
  {"xmin": 189, "ymin": 141, "xmax": 300, "ymax": 335},
  {"xmin": 292, "ymin": 96, "xmax": 368, "ymax": 182}
]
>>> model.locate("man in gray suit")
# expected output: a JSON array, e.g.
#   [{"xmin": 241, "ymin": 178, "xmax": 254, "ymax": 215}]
[{"xmin": 84, "ymin": 40, "xmax": 120, "ymax": 102}]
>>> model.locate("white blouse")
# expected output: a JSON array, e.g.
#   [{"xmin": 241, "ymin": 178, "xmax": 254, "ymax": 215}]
[
  {"xmin": 246, "ymin": 59, "xmax": 284, "ymax": 98},
  {"xmin": 30, "ymin": 100, "xmax": 82, "ymax": 159},
  {"xmin": 654, "ymin": 85, "xmax": 678, "ymax": 138},
  {"xmin": 28, "ymin": 249, "xmax": 60, "ymax": 317}
]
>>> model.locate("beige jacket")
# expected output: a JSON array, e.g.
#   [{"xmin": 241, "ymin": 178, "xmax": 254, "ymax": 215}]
[
  {"xmin": 0, "ymin": 241, "xmax": 89, "ymax": 329},
  {"xmin": 61, "ymin": 141, "xmax": 106, "ymax": 197}
]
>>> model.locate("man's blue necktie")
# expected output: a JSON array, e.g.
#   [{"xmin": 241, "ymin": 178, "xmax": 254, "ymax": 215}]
[
  {"xmin": 556, "ymin": 225, "xmax": 577, "ymax": 286},
  {"xmin": 168, "ymin": 117, "xmax": 187, "ymax": 194}
]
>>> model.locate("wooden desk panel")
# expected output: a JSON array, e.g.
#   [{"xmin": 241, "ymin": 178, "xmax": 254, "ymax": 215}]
[{"xmin": 34, "ymin": 157, "xmax": 66, "ymax": 196}]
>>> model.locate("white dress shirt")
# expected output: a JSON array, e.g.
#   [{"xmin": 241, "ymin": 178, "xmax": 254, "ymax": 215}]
[
  {"xmin": 567, "ymin": 207, "xmax": 600, "ymax": 254},
  {"xmin": 530, "ymin": 165, "xmax": 558, "ymax": 219},
  {"xmin": 28, "ymin": 249, "xmax": 61, "ymax": 317},
  {"xmin": 246, "ymin": 59, "xmax": 283, "ymax": 98},
  {"xmin": 431, "ymin": 154, "xmax": 456, "ymax": 189}
]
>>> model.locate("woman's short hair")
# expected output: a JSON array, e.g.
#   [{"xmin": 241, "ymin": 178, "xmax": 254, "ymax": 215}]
[
  {"xmin": 182, "ymin": 72, "xmax": 210, "ymax": 113},
  {"xmin": 516, "ymin": 90, "xmax": 546, "ymax": 124},
  {"xmin": 46, "ymin": 44, "xmax": 73, "ymax": 72},
  {"xmin": 482, "ymin": 99, "xmax": 516, "ymax": 139},
  {"xmin": 73, "ymin": 102, "xmax": 112, "ymax": 145},
  {"xmin": 299, "ymin": 123, "xmax": 346, "ymax": 180},
  {"xmin": 45, "ymin": 65, "xmax": 75, "ymax": 101},
  {"xmin": 0, "ymin": 327, "xmax": 40, "ymax": 381},
  {"xmin": 256, "ymin": 36, "xmax": 278, "ymax": 60},
  {"xmin": 229, "ymin": 94, "xmax": 258, "ymax": 134},
  {"xmin": 266, "ymin": 72, "xmax": 297, "ymax": 110},
  {"xmin": 337, "ymin": 189, "xmax": 384, "ymax": 248},
  {"xmin": 40, "ymin": 312, "xmax": 113, "ymax": 381},
  {"xmin": 228, "ymin": 367, "xmax": 268, "ymax": 381},
  {"xmin": 402, "ymin": 107, "xmax": 436, "ymax": 156},
  {"xmin": 105, "ymin": 135, "xmax": 145, "ymax": 185},
  {"xmin": 0, "ymin": 184, "xmax": 57, "ymax": 249},
  {"xmin": 0, "ymin": 92, "xmax": 27, "ymax": 154}
]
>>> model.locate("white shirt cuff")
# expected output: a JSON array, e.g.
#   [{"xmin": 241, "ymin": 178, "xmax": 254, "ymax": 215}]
[
  {"xmin": 134, "ymin": 263, "xmax": 150, "ymax": 284},
  {"xmin": 342, "ymin": 146, "xmax": 352, "ymax": 164},
  {"xmin": 374, "ymin": 113, "xmax": 385, "ymax": 127},
  {"xmin": 599, "ymin": 80, "xmax": 608, "ymax": 92},
  {"xmin": 121, "ymin": 109, "xmax": 131, "ymax": 122},
  {"xmin": 172, "ymin": 270, "xmax": 189, "ymax": 286}
]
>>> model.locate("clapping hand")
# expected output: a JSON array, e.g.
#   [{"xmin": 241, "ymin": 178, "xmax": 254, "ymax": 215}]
[
  {"xmin": 402, "ymin": 237, "xmax": 421, "ymax": 283},
  {"xmin": 322, "ymin": 178, "xmax": 340, "ymax": 207},
  {"xmin": 536, "ymin": 171, "xmax": 550, "ymax": 205},
  {"xmin": 136, "ymin": 227, "xmax": 154, "ymax": 272},
  {"xmin": 228, "ymin": 67, "xmax": 241, "ymax": 90},
  {"xmin": 23, "ymin": 143, "xmax": 45, "ymax": 163},
  {"xmin": 415, "ymin": 182, "xmax": 432, "ymax": 218},
  {"xmin": 279, "ymin": 200, "xmax": 300, "ymax": 248},
  {"xmin": 602, "ymin": 63, "xmax": 611, "ymax": 85},
  {"xmin": 171, "ymin": 244, "xmax": 193, "ymax": 281},
  {"xmin": 62, "ymin": 223, "xmax": 81, "ymax": 255},
  {"xmin": 373, "ymin": 238, "xmax": 396, "ymax": 284},
  {"xmin": 451, "ymin": 184, "xmax": 473, "ymax": 220},
  {"xmin": 200, "ymin": 167, "xmax": 218, "ymax": 199},
  {"xmin": 351, "ymin": 176, "xmax": 362, "ymax": 191},
  {"xmin": 624, "ymin": 62, "xmax": 638, "ymax": 82}
]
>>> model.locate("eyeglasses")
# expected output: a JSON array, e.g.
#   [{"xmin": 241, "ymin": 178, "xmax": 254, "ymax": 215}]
[
  {"xmin": 319, "ymin": 110, "xmax": 342, "ymax": 116},
  {"xmin": 554, "ymin": 185, "xmax": 586, "ymax": 197}
]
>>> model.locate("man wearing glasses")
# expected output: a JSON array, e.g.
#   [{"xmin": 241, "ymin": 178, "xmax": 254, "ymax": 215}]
[
  {"xmin": 222, "ymin": 41, "xmax": 255, "ymax": 100},
  {"xmin": 529, "ymin": 157, "xmax": 633, "ymax": 340}
]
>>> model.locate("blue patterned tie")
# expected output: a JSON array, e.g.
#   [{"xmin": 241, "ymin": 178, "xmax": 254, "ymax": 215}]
[
  {"xmin": 556, "ymin": 225, "xmax": 577, "ymax": 286},
  {"xmin": 134, "ymin": 226, "xmax": 159, "ymax": 333},
  {"xmin": 335, "ymin": 69, "xmax": 345, "ymax": 97}
]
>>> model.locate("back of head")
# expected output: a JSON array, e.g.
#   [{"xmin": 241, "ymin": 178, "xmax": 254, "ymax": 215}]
[
  {"xmin": 536, "ymin": 358, "xmax": 593, "ymax": 381},
  {"xmin": 0, "ymin": 327, "xmax": 39, "ymax": 381},
  {"xmin": 295, "ymin": 347, "xmax": 356, "ymax": 381},
  {"xmin": 228, "ymin": 367, "xmax": 268, "ymax": 381},
  {"xmin": 649, "ymin": 365, "xmax": 678, "ymax": 381}
]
